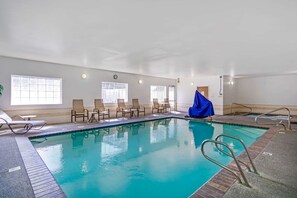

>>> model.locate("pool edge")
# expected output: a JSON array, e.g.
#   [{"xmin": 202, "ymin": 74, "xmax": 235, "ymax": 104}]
[
  {"xmin": 15, "ymin": 136, "xmax": 66, "ymax": 198},
  {"xmin": 19, "ymin": 115, "xmax": 275, "ymax": 198}
]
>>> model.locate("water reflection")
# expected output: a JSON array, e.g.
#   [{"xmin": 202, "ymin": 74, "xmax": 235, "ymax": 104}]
[
  {"xmin": 69, "ymin": 119, "xmax": 174, "ymax": 157},
  {"xmin": 31, "ymin": 118, "xmax": 266, "ymax": 198},
  {"xmin": 71, "ymin": 132, "xmax": 89, "ymax": 148},
  {"xmin": 188, "ymin": 120, "xmax": 214, "ymax": 148}
]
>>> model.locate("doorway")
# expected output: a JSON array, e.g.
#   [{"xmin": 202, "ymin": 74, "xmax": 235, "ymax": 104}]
[{"xmin": 197, "ymin": 86, "xmax": 209, "ymax": 98}]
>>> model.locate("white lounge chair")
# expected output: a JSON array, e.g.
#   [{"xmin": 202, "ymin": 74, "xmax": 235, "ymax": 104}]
[{"xmin": 0, "ymin": 110, "xmax": 46, "ymax": 134}]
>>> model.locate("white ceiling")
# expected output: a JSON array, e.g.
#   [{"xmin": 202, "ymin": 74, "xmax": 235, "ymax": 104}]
[{"xmin": 0, "ymin": 0, "xmax": 297, "ymax": 78}]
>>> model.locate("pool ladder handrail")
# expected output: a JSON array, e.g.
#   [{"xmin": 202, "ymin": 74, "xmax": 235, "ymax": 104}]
[
  {"xmin": 230, "ymin": 103, "xmax": 252, "ymax": 116},
  {"xmin": 255, "ymin": 107, "xmax": 292, "ymax": 130},
  {"xmin": 215, "ymin": 134, "xmax": 258, "ymax": 174},
  {"xmin": 201, "ymin": 139, "xmax": 251, "ymax": 187}
]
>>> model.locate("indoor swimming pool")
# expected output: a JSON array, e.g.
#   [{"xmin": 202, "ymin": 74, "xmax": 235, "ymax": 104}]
[{"xmin": 31, "ymin": 118, "xmax": 266, "ymax": 198}]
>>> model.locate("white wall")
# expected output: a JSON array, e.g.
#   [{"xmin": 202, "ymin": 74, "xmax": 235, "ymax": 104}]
[
  {"xmin": 0, "ymin": 56, "xmax": 176, "ymax": 123},
  {"xmin": 234, "ymin": 75, "xmax": 297, "ymax": 105},
  {"xmin": 222, "ymin": 76, "xmax": 237, "ymax": 114},
  {"xmin": 223, "ymin": 74, "xmax": 297, "ymax": 115},
  {"xmin": 223, "ymin": 76, "xmax": 236, "ymax": 105},
  {"xmin": 176, "ymin": 75, "xmax": 224, "ymax": 115}
]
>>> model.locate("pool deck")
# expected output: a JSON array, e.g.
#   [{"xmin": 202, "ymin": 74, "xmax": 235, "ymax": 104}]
[
  {"xmin": 192, "ymin": 115, "xmax": 297, "ymax": 198},
  {"xmin": 0, "ymin": 113, "xmax": 296, "ymax": 198}
]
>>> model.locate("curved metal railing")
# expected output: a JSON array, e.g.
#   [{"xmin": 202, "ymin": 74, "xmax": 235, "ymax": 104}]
[
  {"xmin": 215, "ymin": 134, "xmax": 258, "ymax": 174},
  {"xmin": 201, "ymin": 140, "xmax": 251, "ymax": 187},
  {"xmin": 230, "ymin": 103, "xmax": 252, "ymax": 116},
  {"xmin": 255, "ymin": 107, "xmax": 292, "ymax": 130}
]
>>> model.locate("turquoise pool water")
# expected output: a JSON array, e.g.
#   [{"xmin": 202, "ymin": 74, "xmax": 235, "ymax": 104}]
[{"xmin": 31, "ymin": 118, "xmax": 266, "ymax": 198}]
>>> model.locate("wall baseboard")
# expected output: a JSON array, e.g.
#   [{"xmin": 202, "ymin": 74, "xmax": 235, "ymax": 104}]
[{"xmin": 2, "ymin": 104, "xmax": 156, "ymax": 124}]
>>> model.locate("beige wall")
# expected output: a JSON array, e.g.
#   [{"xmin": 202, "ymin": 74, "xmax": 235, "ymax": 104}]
[{"xmin": 0, "ymin": 56, "xmax": 176, "ymax": 123}]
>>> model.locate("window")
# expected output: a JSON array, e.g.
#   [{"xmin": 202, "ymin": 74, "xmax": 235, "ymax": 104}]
[
  {"xmin": 102, "ymin": 82, "xmax": 128, "ymax": 103},
  {"xmin": 150, "ymin": 85, "xmax": 166, "ymax": 101},
  {"xmin": 11, "ymin": 75, "xmax": 62, "ymax": 105}
]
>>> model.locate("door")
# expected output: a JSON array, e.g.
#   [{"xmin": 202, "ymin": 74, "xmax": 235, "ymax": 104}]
[
  {"xmin": 168, "ymin": 86, "xmax": 175, "ymax": 110},
  {"xmin": 197, "ymin": 86, "xmax": 209, "ymax": 98}
]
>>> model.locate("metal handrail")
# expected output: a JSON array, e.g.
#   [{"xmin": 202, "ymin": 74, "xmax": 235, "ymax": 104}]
[
  {"xmin": 230, "ymin": 103, "xmax": 252, "ymax": 115},
  {"xmin": 215, "ymin": 134, "xmax": 258, "ymax": 174},
  {"xmin": 255, "ymin": 107, "xmax": 292, "ymax": 130},
  {"xmin": 201, "ymin": 140, "xmax": 251, "ymax": 187}
]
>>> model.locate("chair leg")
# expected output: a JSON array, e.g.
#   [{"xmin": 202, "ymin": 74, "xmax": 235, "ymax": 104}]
[{"xmin": 8, "ymin": 124, "xmax": 32, "ymax": 134}]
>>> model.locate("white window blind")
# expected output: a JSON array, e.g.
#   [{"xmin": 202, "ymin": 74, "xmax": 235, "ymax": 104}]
[
  {"xmin": 150, "ymin": 85, "xmax": 167, "ymax": 101},
  {"xmin": 11, "ymin": 75, "xmax": 62, "ymax": 105},
  {"xmin": 102, "ymin": 82, "xmax": 128, "ymax": 103}
]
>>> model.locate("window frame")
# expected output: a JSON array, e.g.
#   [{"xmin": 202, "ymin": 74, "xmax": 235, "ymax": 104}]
[
  {"xmin": 11, "ymin": 75, "xmax": 62, "ymax": 106},
  {"xmin": 150, "ymin": 85, "xmax": 167, "ymax": 102},
  {"xmin": 101, "ymin": 82, "xmax": 129, "ymax": 103}
]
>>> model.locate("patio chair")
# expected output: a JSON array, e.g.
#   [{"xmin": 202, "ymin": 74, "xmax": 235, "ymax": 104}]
[
  {"xmin": 131, "ymin": 99, "xmax": 145, "ymax": 117},
  {"xmin": 152, "ymin": 98, "xmax": 164, "ymax": 113},
  {"xmin": 116, "ymin": 99, "xmax": 132, "ymax": 118},
  {"xmin": 94, "ymin": 99, "xmax": 110, "ymax": 120},
  {"xmin": 71, "ymin": 99, "xmax": 89, "ymax": 123},
  {"xmin": 0, "ymin": 110, "xmax": 46, "ymax": 134},
  {"xmin": 163, "ymin": 98, "xmax": 171, "ymax": 113}
]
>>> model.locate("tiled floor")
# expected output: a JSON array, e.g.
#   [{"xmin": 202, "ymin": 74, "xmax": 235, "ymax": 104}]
[{"xmin": 0, "ymin": 113, "xmax": 296, "ymax": 198}]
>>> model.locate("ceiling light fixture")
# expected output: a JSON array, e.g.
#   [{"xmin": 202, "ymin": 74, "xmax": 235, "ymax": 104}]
[
  {"xmin": 138, "ymin": 80, "xmax": 143, "ymax": 84},
  {"xmin": 81, "ymin": 73, "xmax": 87, "ymax": 79}
]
